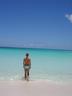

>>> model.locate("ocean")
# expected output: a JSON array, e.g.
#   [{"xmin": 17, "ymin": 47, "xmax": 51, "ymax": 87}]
[{"xmin": 0, "ymin": 48, "xmax": 72, "ymax": 83}]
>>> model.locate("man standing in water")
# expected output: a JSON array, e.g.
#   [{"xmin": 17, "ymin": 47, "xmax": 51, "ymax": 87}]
[{"xmin": 23, "ymin": 53, "xmax": 31, "ymax": 80}]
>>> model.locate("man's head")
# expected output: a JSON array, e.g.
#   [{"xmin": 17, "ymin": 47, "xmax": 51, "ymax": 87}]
[{"xmin": 26, "ymin": 53, "xmax": 29, "ymax": 57}]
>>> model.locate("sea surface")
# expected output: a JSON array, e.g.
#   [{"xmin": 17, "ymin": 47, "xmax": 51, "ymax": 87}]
[{"xmin": 0, "ymin": 48, "xmax": 72, "ymax": 83}]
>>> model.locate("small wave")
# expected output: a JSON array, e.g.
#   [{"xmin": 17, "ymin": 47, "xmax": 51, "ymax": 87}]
[
  {"xmin": 0, "ymin": 75, "xmax": 20, "ymax": 80},
  {"xmin": 0, "ymin": 75, "xmax": 72, "ymax": 85}
]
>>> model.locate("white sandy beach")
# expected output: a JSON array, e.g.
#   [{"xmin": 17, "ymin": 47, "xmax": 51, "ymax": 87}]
[{"xmin": 0, "ymin": 80, "xmax": 72, "ymax": 96}]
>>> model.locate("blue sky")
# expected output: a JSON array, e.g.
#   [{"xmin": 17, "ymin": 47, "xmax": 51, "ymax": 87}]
[{"xmin": 0, "ymin": 0, "xmax": 72, "ymax": 49}]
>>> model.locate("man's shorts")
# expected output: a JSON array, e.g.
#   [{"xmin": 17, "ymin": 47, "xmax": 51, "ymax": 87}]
[{"xmin": 24, "ymin": 64, "xmax": 30, "ymax": 70}]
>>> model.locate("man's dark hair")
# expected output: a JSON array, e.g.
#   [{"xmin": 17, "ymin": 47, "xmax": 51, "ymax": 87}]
[{"xmin": 26, "ymin": 53, "xmax": 29, "ymax": 57}]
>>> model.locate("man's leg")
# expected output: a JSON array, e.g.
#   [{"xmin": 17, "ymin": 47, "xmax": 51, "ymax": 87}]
[
  {"xmin": 25, "ymin": 69, "xmax": 26, "ymax": 79},
  {"xmin": 28, "ymin": 70, "xmax": 29, "ymax": 77}
]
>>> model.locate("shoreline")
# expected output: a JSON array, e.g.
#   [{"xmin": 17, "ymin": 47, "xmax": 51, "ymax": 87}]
[{"xmin": 0, "ymin": 76, "xmax": 72, "ymax": 84}]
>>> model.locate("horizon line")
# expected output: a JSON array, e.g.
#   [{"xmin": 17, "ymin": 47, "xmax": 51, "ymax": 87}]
[{"xmin": 0, "ymin": 46, "xmax": 72, "ymax": 51}]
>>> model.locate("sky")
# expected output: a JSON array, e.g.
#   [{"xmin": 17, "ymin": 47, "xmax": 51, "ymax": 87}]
[{"xmin": 0, "ymin": 0, "xmax": 72, "ymax": 49}]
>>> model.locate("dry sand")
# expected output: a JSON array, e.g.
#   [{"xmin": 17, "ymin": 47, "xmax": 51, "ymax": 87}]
[{"xmin": 0, "ymin": 80, "xmax": 72, "ymax": 96}]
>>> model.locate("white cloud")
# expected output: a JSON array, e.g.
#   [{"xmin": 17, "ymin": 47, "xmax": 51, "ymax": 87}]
[{"xmin": 65, "ymin": 14, "xmax": 72, "ymax": 23}]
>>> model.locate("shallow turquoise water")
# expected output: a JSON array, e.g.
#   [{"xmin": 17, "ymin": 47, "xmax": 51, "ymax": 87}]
[{"xmin": 0, "ymin": 48, "xmax": 72, "ymax": 82}]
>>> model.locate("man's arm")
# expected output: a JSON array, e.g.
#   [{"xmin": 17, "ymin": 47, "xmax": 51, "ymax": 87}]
[
  {"xmin": 29, "ymin": 59, "xmax": 31, "ymax": 69},
  {"xmin": 23, "ymin": 59, "xmax": 25, "ymax": 68}
]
